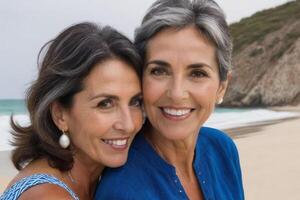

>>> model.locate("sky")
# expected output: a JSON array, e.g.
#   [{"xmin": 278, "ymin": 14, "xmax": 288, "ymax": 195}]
[{"xmin": 0, "ymin": 0, "xmax": 292, "ymax": 99}]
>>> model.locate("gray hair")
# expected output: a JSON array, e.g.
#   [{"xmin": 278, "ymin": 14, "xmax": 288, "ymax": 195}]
[{"xmin": 135, "ymin": 0, "xmax": 232, "ymax": 81}]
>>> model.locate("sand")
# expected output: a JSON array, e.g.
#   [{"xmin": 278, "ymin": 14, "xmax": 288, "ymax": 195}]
[
  {"xmin": 0, "ymin": 150, "xmax": 17, "ymax": 193},
  {"xmin": 233, "ymin": 115, "xmax": 300, "ymax": 199},
  {"xmin": 0, "ymin": 107, "xmax": 299, "ymax": 199}
]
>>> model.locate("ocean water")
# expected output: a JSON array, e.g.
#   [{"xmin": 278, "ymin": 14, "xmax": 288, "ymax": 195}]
[
  {"xmin": 0, "ymin": 99, "xmax": 27, "ymax": 115},
  {"xmin": 0, "ymin": 99, "xmax": 29, "ymax": 151},
  {"xmin": 0, "ymin": 99, "xmax": 299, "ymax": 151}
]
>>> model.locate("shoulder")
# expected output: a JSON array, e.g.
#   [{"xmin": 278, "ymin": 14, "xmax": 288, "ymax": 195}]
[
  {"xmin": 18, "ymin": 183, "xmax": 74, "ymax": 200},
  {"xmin": 100, "ymin": 149, "xmax": 147, "ymax": 188},
  {"xmin": 199, "ymin": 127, "xmax": 244, "ymax": 194},
  {"xmin": 95, "ymin": 138, "xmax": 154, "ymax": 199},
  {"xmin": 95, "ymin": 169, "xmax": 137, "ymax": 199},
  {"xmin": 200, "ymin": 126, "xmax": 233, "ymax": 142},
  {"xmin": 198, "ymin": 127, "xmax": 241, "ymax": 166},
  {"xmin": 2, "ymin": 173, "xmax": 77, "ymax": 200},
  {"xmin": 197, "ymin": 128, "xmax": 244, "ymax": 199},
  {"xmin": 200, "ymin": 126, "xmax": 237, "ymax": 151}
]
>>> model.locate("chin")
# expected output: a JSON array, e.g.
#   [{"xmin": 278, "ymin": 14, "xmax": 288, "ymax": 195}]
[
  {"xmin": 105, "ymin": 157, "xmax": 128, "ymax": 168},
  {"xmin": 159, "ymin": 127, "xmax": 195, "ymax": 141}
]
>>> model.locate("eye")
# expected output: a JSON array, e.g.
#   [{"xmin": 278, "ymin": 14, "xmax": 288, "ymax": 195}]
[
  {"xmin": 130, "ymin": 96, "xmax": 143, "ymax": 107},
  {"xmin": 150, "ymin": 67, "xmax": 169, "ymax": 76},
  {"xmin": 190, "ymin": 70, "xmax": 208, "ymax": 78},
  {"xmin": 97, "ymin": 98, "xmax": 114, "ymax": 109}
]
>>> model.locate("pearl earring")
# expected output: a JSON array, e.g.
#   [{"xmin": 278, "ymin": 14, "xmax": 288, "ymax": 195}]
[
  {"xmin": 59, "ymin": 130, "xmax": 70, "ymax": 149},
  {"xmin": 217, "ymin": 98, "xmax": 223, "ymax": 105}
]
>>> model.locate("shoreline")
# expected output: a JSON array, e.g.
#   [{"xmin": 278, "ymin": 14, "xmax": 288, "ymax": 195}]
[
  {"xmin": 1, "ymin": 106, "xmax": 299, "ymax": 198},
  {"xmin": 223, "ymin": 104, "xmax": 300, "ymax": 139},
  {"xmin": 224, "ymin": 116, "xmax": 300, "ymax": 139}
]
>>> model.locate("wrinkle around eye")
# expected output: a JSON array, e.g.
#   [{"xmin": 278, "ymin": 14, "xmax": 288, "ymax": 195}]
[
  {"xmin": 190, "ymin": 70, "xmax": 209, "ymax": 78},
  {"xmin": 149, "ymin": 67, "xmax": 169, "ymax": 76},
  {"xmin": 129, "ymin": 94, "xmax": 143, "ymax": 107},
  {"xmin": 97, "ymin": 98, "xmax": 114, "ymax": 109},
  {"xmin": 130, "ymin": 99, "xmax": 142, "ymax": 107}
]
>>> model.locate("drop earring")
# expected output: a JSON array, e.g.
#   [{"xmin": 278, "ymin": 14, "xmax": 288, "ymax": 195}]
[
  {"xmin": 59, "ymin": 130, "xmax": 70, "ymax": 149},
  {"xmin": 217, "ymin": 98, "xmax": 223, "ymax": 105}
]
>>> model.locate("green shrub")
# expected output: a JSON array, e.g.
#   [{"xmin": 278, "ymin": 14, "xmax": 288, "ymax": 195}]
[
  {"xmin": 230, "ymin": 0, "xmax": 300, "ymax": 53},
  {"xmin": 249, "ymin": 48, "xmax": 264, "ymax": 57}
]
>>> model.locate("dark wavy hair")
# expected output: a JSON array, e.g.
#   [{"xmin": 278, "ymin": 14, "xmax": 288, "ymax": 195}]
[{"xmin": 10, "ymin": 22, "xmax": 141, "ymax": 171}]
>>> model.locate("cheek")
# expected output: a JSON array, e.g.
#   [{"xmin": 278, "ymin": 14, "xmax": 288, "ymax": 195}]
[
  {"xmin": 143, "ymin": 77, "xmax": 165, "ymax": 104},
  {"xmin": 67, "ymin": 106, "xmax": 90, "ymax": 127},
  {"xmin": 69, "ymin": 112, "xmax": 108, "ymax": 139},
  {"xmin": 191, "ymin": 81, "xmax": 220, "ymax": 102},
  {"xmin": 132, "ymin": 110, "xmax": 143, "ymax": 131},
  {"xmin": 67, "ymin": 116, "xmax": 85, "ymax": 136},
  {"xmin": 142, "ymin": 77, "xmax": 153, "ymax": 97}
]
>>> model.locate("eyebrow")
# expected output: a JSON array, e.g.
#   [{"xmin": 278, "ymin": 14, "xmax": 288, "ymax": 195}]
[
  {"xmin": 89, "ymin": 92, "xmax": 142, "ymax": 101},
  {"xmin": 89, "ymin": 93, "xmax": 119, "ymax": 101},
  {"xmin": 146, "ymin": 60, "xmax": 212, "ymax": 70},
  {"xmin": 145, "ymin": 60, "xmax": 170, "ymax": 68},
  {"xmin": 187, "ymin": 63, "xmax": 212, "ymax": 70}
]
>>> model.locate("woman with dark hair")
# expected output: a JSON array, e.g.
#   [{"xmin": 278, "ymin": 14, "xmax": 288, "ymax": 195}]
[
  {"xmin": 96, "ymin": 0, "xmax": 244, "ymax": 199},
  {"xmin": 1, "ymin": 22, "xmax": 143, "ymax": 199}
]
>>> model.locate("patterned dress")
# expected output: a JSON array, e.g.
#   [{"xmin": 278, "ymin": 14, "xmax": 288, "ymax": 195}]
[{"xmin": 0, "ymin": 173, "xmax": 79, "ymax": 200}]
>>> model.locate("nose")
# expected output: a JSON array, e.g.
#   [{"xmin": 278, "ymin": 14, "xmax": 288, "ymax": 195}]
[
  {"xmin": 113, "ymin": 107, "xmax": 136, "ymax": 134},
  {"xmin": 167, "ymin": 75, "xmax": 188, "ymax": 102}
]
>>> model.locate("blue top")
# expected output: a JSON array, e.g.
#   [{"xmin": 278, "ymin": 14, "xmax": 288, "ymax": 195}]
[
  {"xmin": 0, "ymin": 173, "xmax": 79, "ymax": 200},
  {"xmin": 95, "ymin": 127, "xmax": 244, "ymax": 200}
]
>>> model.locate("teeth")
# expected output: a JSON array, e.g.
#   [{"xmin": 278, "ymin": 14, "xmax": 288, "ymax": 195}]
[
  {"xmin": 102, "ymin": 139, "xmax": 127, "ymax": 146},
  {"xmin": 163, "ymin": 108, "xmax": 191, "ymax": 116}
]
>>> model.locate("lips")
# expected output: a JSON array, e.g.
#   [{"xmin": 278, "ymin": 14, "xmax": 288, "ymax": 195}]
[
  {"xmin": 101, "ymin": 138, "xmax": 129, "ymax": 150},
  {"xmin": 160, "ymin": 107, "xmax": 194, "ymax": 121}
]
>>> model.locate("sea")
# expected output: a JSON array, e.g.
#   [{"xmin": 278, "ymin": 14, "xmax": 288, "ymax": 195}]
[{"xmin": 0, "ymin": 99, "xmax": 299, "ymax": 152}]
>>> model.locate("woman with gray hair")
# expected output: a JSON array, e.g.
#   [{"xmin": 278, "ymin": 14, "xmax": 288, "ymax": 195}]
[
  {"xmin": 96, "ymin": 0, "xmax": 244, "ymax": 199},
  {"xmin": 1, "ymin": 22, "xmax": 143, "ymax": 199}
]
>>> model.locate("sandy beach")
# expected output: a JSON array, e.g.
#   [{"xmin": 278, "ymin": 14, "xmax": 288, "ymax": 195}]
[
  {"xmin": 231, "ymin": 106, "xmax": 300, "ymax": 200},
  {"xmin": 0, "ymin": 150, "xmax": 17, "ymax": 193},
  {"xmin": 0, "ymin": 107, "xmax": 299, "ymax": 199}
]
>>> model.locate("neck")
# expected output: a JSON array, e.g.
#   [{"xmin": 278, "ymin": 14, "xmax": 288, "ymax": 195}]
[
  {"xmin": 70, "ymin": 153, "xmax": 104, "ymax": 198},
  {"xmin": 145, "ymin": 128, "xmax": 197, "ymax": 177}
]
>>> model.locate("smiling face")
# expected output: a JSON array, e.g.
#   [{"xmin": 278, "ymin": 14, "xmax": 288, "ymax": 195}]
[
  {"xmin": 143, "ymin": 26, "xmax": 228, "ymax": 142},
  {"xmin": 58, "ymin": 58, "xmax": 143, "ymax": 168}
]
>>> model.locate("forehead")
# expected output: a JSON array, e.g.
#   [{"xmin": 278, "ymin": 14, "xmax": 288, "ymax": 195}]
[
  {"xmin": 83, "ymin": 59, "xmax": 140, "ymax": 95},
  {"xmin": 145, "ymin": 26, "xmax": 217, "ymax": 67}
]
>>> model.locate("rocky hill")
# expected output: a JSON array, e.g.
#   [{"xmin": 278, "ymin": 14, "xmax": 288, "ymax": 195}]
[{"xmin": 223, "ymin": 0, "xmax": 300, "ymax": 107}]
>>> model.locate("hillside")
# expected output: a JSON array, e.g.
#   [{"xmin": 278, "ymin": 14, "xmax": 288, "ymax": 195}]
[{"xmin": 223, "ymin": 0, "xmax": 300, "ymax": 107}]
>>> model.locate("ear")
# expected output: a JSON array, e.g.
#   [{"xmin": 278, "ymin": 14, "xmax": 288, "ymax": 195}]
[
  {"xmin": 50, "ymin": 101, "xmax": 68, "ymax": 131},
  {"xmin": 217, "ymin": 72, "xmax": 231, "ymax": 102}
]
